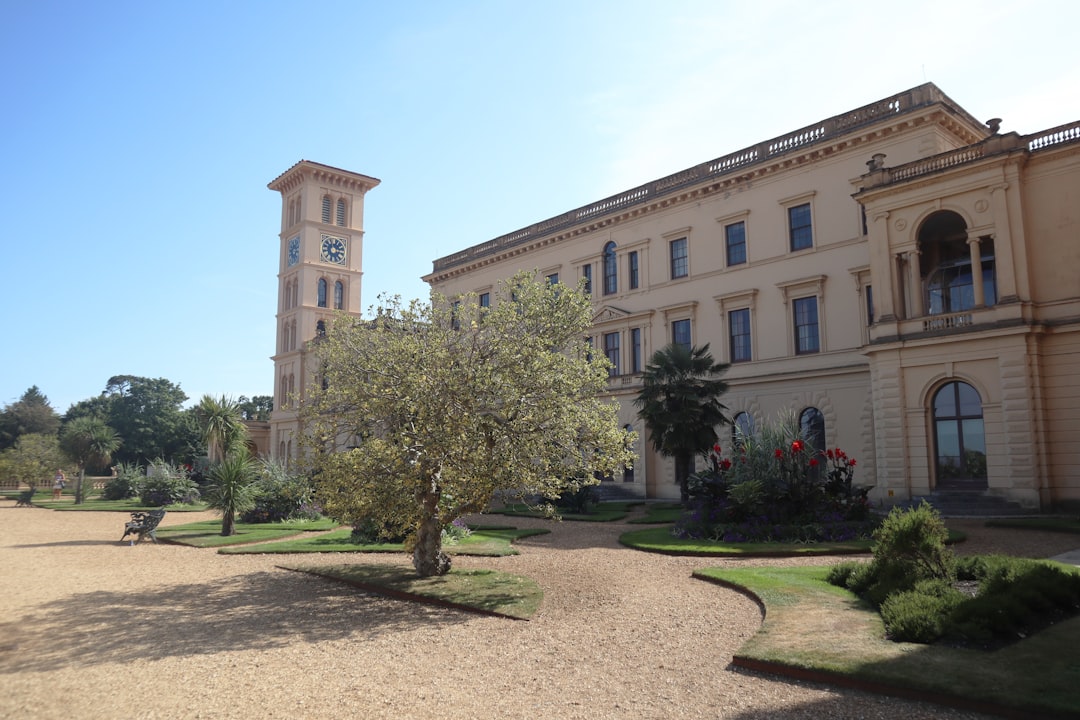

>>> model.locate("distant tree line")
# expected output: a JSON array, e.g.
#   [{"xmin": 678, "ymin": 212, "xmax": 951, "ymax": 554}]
[{"xmin": 0, "ymin": 380, "xmax": 271, "ymax": 487}]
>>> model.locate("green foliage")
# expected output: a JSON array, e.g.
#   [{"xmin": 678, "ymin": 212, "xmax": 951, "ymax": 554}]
[
  {"xmin": 880, "ymin": 580, "xmax": 964, "ymax": 643},
  {"xmin": 139, "ymin": 459, "xmax": 200, "ymax": 506},
  {"xmin": 60, "ymin": 416, "xmax": 121, "ymax": 503},
  {"xmin": 195, "ymin": 394, "xmax": 247, "ymax": 464},
  {"xmin": 555, "ymin": 483, "xmax": 600, "ymax": 514},
  {"xmin": 236, "ymin": 395, "xmax": 273, "ymax": 422},
  {"xmin": 0, "ymin": 386, "xmax": 61, "ymax": 451},
  {"xmin": 101, "ymin": 375, "xmax": 194, "ymax": 465},
  {"xmin": 240, "ymin": 458, "xmax": 321, "ymax": 523},
  {"xmin": 634, "ymin": 343, "xmax": 729, "ymax": 502},
  {"xmin": 0, "ymin": 432, "xmax": 68, "ymax": 490},
  {"xmin": 204, "ymin": 451, "xmax": 258, "ymax": 536},
  {"xmin": 305, "ymin": 272, "xmax": 634, "ymax": 576},
  {"xmin": 677, "ymin": 412, "xmax": 873, "ymax": 542},
  {"xmin": 101, "ymin": 462, "xmax": 143, "ymax": 500},
  {"xmin": 873, "ymin": 501, "xmax": 954, "ymax": 581}
]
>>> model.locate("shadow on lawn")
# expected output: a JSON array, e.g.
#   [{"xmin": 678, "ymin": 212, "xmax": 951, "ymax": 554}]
[{"xmin": 0, "ymin": 567, "xmax": 473, "ymax": 674}]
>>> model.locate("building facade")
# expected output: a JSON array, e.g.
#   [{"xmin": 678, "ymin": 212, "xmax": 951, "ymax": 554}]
[
  {"xmin": 268, "ymin": 160, "xmax": 380, "ymax": 462},
  {"xmin": 424, "ymin": 84, "xmax": 1080, "ymax": 510}
]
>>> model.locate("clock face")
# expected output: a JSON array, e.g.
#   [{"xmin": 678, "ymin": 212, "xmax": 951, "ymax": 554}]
[
  {"xmin": 287, "ymin": 236, "xmax": 300, "ymax": 267},
  {"xmin": 320, "ymin": 234, "xmax": 347, "ymax": 265}
]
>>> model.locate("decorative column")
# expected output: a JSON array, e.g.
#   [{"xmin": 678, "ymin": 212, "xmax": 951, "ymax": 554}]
[
  {"xmin": 968, "ymin": 236, "xmax": 985, "ymax": 308},
  {"xmin": 906, "ymin": 249, "xmax": 923, "ymax": 317}
]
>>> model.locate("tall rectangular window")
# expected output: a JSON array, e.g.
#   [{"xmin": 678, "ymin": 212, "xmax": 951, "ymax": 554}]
[
  {"xmin": 603, "ymin": 332, "xmax": 620, "ymax": 376},
  {"xmin": 789, "ymin": 203, "xmax": 813, "ymax": 251},
  {"xmin": 670, "ymin": 237, "xmax": 688, "ymax": 279},
  {"xmin": 478, "ymin": 292, "xmax": 490, "ymax": 308},
  {"xmin": 672, "ymin": 319, "xmax": 691, "ymax": 350},
  {"xmin": 628, "ymin": 251, "xmax": 639, "ymax": 289},
  {"xmin": 866, "ymin": 285, "xmax": 874, "ymax": 326},
  {"xmin": 729, "ymin": 308, "xmax": 751, "ymax": 362},
  {"xmin": 582, "ymin": 264, "xmax": 592, "ymax": 295},
  {"xmin": 546, "ymin": 273, "xmax": 559, "ymax": 285},
  {"xmin": 725, "ymin": 221, "xmax": 746, "ymax": 266},
  {"xmin": 793, "ymin": 296, "xmax": 820, "ymax": 354},
  {"xmin": 630, "ymin": 327, "xmax": 642, "ymax": 373}
]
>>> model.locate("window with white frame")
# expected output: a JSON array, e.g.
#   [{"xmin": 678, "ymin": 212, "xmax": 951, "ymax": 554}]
[
  {"xmin": 793, "ymin": 296, "xmax": 820, "ymax": 354},
  {"xmin": 725, "ymin": 221, "xmax": 747, "ymax": 266},
  {"xmin": 603, "ymin": 242, "xmax": 617, "ymax": 295},
  {"xmin": 669, "ymin": 237, "xmax": 688, "ymax": 279},
  {"xmin": 728, "ymin": 308, "xmax": 752, "ymax": 362},
  {"xmin": 630, "ymin": 327, "xmax": 642, "ymax": 374},
  {"xmin": 788, "ymin": 202, "xmax": 813, "ymax": 251},
  {"xmin": 628, "ymin": 251, "xmax": 639, "ymax": 289},
  {"xmin": 672, "ymin": 318, "xmax": 691, "ymax": 350}
]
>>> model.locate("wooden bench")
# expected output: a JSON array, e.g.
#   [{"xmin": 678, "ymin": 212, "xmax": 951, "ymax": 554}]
[
  {"xmin": 120, "ymin": 509, "xmax": 167, "ymax": 545},
  {"xmin": 14, "ymin": 490, "xmax": 35, "ymax": 507}
]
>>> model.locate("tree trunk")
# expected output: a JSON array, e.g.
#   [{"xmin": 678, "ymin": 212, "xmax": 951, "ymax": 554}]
[
  {"xmin": 221, "ymin": 510, "xmax": 235, "ymax": 536},
  {"xmin": 675, "ymin": 454, "xmax": 692, "ymax": 505},
  {"xmin": 412, "ymin": 488, "xmax": 450, "ymax": 577},
  {"xmin": 75, "ymin": 467, "xmax": 86, "ymax": 505}
]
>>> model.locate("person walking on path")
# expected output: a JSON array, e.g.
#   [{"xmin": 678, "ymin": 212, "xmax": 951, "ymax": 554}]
[{"xmin": 51, "ymin": 470, "xmax": 66, "ymax": 500}]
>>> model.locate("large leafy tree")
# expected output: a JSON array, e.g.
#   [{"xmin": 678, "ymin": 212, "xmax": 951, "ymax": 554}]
[
  {"xmin": 60, "ymin": 417, "xmax": 121, "ymax": 504},
  {"xmin": 236, "ymin": 395, "xmax": 274, "ymax": 422},
  {"xmin": 0, "ymin": 386, "xmax": 61, "ymax": 450},
  {"xmin": 101, "ymin": 376, "xmax": 193, "ymax": 465},
  {"xmin": 0, "ymin": 433, "xmax": 67, "ymax": 490},
  {"xmin": 634, "ymin": 343, "xmax": 730, "ymax": 504},
  {"xmin": 304, "ymin": 272, "xmax": 634, "ymax": 576}
]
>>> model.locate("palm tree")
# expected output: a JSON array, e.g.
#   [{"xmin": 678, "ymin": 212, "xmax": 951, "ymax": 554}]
[
  {"xmin": 205, "ymin": 450, "xmax": 258, "ymax": 536},
  {"xmin": 634, "ymin": 343, "xmax": 730, "ymax": 504},
  {"xmin": 196, "ymin": 395, "xmax": 247, "ymax": 464},
  {"xmin": 59, "ymin": 417, "xmax": 121, "ymax": 504}
]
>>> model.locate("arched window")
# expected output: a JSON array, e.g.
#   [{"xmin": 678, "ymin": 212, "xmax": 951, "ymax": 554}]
[
  {"xmin": 799, "ymin": 407, "xmax": 825, "ymax": 456},
  {"xmin": 603, "ymin": 241, "xmax": 617, "ymax": 295},
  {"xmin": 334, "ymin": 281, "xmax": 344, "ymax": 309},
  {"xmin": 321, "ymin": 195, "xmax": 332, "ymax": 224},
  {"xmin": 336, "ymin": 198, "xmax": 346, "ymax": 226},
  {"xmin": 290, "ymin": 319, "xmax": 297, "ymax": 350},
  {"xmin": 317, "ymin": 278, "xmax": 328, "ymax": 308},
  {"xmin": 287, "ymin": 373, "xmax": 295, "ymax": 400},
  {"xmin": 279, "ymin": 376, "xmax": 288, "ymax": 408},
  {"xmin": 933, "ymin": 381, "xmax": 986, "ymax": 483},
  {"xmin": 731, "ymin": 412, "xmax": 754, "ymax": 449},
  {"xmin": 622, "ymin": 424, "xmax": 635, "ymax": 482}
]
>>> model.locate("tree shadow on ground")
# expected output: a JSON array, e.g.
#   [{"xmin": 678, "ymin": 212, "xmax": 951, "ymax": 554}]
[{"xmin": 0, "ymin": 568, "xmax": 474, "ymax": 674}]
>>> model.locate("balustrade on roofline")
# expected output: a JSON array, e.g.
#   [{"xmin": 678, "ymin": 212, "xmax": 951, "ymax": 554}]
[{"xmin": 432, "ymin": 84, "xmax": 951, "ymax": 272}]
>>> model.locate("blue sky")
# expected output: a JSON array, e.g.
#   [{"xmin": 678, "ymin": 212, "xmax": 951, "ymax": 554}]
[{"xmin": 2, "ymin": 0, "xmax": 1079, "ymax": 413}]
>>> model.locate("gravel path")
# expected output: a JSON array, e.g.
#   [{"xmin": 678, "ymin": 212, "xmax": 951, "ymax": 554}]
[{"xmin": 2, "ymin": 504, "xmax": 1077, "ymax": 720}]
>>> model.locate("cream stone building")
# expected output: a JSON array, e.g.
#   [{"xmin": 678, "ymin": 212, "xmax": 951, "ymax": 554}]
[
  {"xmin": 423, "ymin": 84, "xmax": 1080, "ymax": 511},
  {"xmin": 268, "ymin": 160, "xmax": 380, "ymax": 461}
]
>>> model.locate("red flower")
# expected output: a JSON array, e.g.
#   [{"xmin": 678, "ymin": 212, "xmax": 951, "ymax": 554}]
[
  {"xmin": 713, "ymin": 443, "xmax": 722, "ymax": 454},
  {"xmin": 774, "ymin": 448, "xmax": 783, "ymax": 459},
  {"xmin": 791, "ymin": 439, "xmax": 804, "ymax": 453},
  {"xmin": 825, "ymin": 449, "xmax": 834, "ymax": 460},
  {"xmin": 809, "ymin": 458, "xmax": 819, "ymax": 467},
  {"xmin": 850, "ymin": 459, "xmax": 857, "ymax": 466},
  {"xmin": 721, "ymin": 459, "xmax": 732, "ymax": 471}
]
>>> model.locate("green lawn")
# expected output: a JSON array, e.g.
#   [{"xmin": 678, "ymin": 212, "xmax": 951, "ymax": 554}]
[
  {"xmin": 626, "ymin": 502, "xmax": 685, "ymax": 524},
  {"xmin": 696, "ymin": 565, "xmax": 1080, "ymax": 718},
  {"xmin": 14, "ymin": 493, "xmax": 210, "ymax": 512},
  {"xmin": 156, "ymin": 517, "xmax": 340, "ymax": 547},
  {"xmin": 283, "ymin": 563, "xmax": 543, "ymax": 620},
  {"xmin": 218, "ymin": 525, "xmax": 549, "ymax": 555},
  {"xmin": 491, "ymin": 501, "xmax": 637, "ymax": 522},
  {"xmin": 620, "ymin": 525, "xmax": 965, "ymax": 556}
]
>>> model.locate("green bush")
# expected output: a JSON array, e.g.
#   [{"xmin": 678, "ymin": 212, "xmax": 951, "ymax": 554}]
[
  {"xmin": 101, "ymin": 462, "xmax": 142, "ymax": 501},
  {"xmin": 139, "ymin": 460, "xmax": 200, "ymax": 506},
  {"xmin": 880, "ymin": 581, "xmax": 964, "ymax": 643},
  {"xmin": 240, "ymin": 459, "xmax": 321, "ymax": 523}
]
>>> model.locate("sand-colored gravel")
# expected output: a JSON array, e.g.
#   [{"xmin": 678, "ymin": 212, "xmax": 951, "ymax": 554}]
[{"xmin": 3, "ymin": 504, "xmax": 1076, "ymax": 720}]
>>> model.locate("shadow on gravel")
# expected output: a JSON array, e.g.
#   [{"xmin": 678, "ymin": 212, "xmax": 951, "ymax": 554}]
[{"xmin": 0, "ymin": 568, "xmax": 473, "ymax": 673}]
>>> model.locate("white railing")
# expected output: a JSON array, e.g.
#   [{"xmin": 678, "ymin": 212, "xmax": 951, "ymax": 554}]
[{"xmin": 922, "ymin": 312, "xmax": 974, "ymax": 333}]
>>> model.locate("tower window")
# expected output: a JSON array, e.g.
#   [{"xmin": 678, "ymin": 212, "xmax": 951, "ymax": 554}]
[
  {"xmin": 336, "ymin": 198, "xmax": 346, "ymax": 226},
  {"xmin": 334, "ymin": 281, "xmax": 344, "ymax": 310},
  {"xmin": 318, "ymin": 278, "xmax": 328, "ymax": 308},
  {"xmin": 321, "ymin": 195, "xmax": 332, "ymax": 224}
]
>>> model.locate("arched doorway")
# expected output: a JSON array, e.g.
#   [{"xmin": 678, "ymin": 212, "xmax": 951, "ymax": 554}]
[
  {"xmin": 932, "ymin": 381, "xmax": 987, "ymax": 488},
  {"xmin": 917, "ymin": 211, "xmax": 996, "ymax": 316}
]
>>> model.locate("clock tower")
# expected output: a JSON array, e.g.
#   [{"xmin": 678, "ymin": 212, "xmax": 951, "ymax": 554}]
[{"xmin": 267, "ymin": 160, "xmax": 380, "ymax": 461}]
